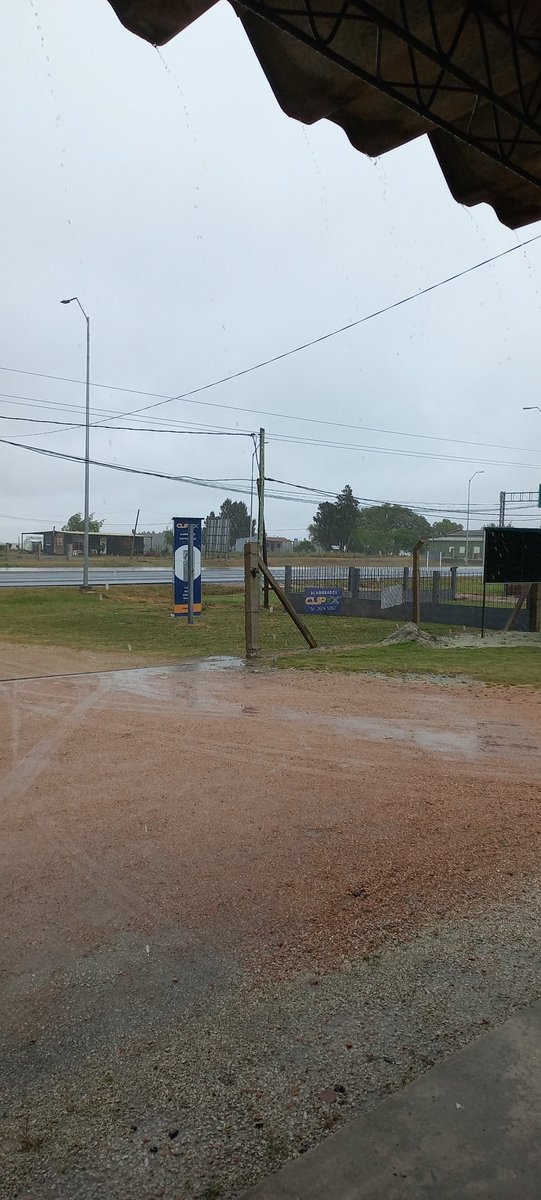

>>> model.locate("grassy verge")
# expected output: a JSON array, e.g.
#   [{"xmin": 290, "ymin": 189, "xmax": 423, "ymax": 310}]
[
  {"xmin": 0, "ymin": 587, "xmax": 455, "ymax": 662},
  {"xmin": 0, "ymin": 587, "xmax": 539, "ymax": 687},
  {"xmin": 274, "ymin": 643, "xmax": 541, "ymax": 688}
]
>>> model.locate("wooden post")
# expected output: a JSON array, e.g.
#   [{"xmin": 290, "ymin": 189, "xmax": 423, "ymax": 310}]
[
  {"xmin": 258, "ymin": 556, "xmax": 317, "ymax": 649},
  {"xmin": 262, "ymin": 527, "xmax": 270, "ymax": 609},
  {"xmin": 412, "ymin": 540, "xmax": 424, "ymax": 626},
  {"xmin": 528, "ymin": 582, "xmax": 540, "ymax": 633},
  {"xmin": 244, "ymin": 541, "xmax": 260, "ymax": 657},
  {"xmin": 504, "ymin": 584, "xmax": 531, "ymax": 632}
]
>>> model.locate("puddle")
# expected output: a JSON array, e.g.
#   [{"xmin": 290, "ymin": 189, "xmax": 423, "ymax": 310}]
[
  {"xmin": 274, "ymin": 708, "xmax": 478, "ymax": 757},
  {"xmin": 269, "ymin": 708, "xmax": 540, "ymax": 761},
  {"xmin": 109, "ymin": 658, "xmax": 246, "ymax": 709},
  {"xmin": 112, "ymin": 666, "xmax": 539, "ymax": 760},
  {"xmin": 30, "ymin": 659, "xmax": 537, "ymax": 763}
]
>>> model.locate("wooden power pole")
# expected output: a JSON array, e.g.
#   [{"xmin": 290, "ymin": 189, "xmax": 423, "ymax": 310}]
[
  {"xmin": 244, "ymin": 541, "xmax": 260, "ymax": 657},
  {"xmin": 257, "ymin": 428, "xmax": 265, "ymax": 557}
]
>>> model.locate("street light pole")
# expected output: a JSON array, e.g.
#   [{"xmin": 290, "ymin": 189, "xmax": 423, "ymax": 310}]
[
  {"xmin": 61, "ymin": 297, "xmax": 90, "ymax": 587},
  {"xmin": 466, "ymin": 469, "xmax": 484, "ymax": 564}
]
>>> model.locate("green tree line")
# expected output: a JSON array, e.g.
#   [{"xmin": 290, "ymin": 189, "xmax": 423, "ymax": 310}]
[{"xmin": 308, "ymin": 485, "xmax": 463, "ymax": 554}]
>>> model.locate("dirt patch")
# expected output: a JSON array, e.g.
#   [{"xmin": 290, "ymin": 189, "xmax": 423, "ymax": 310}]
[
  {"xmin": 2, "ymin": 664, "xmax": 541, "ymax": 1198},
  {"xmin": 0, "ymin": 639, "xmax": 157, "ymax": 680},
  {"xmin": 382, "ymin": 622, "xmax": 439, "ymax": 646}
]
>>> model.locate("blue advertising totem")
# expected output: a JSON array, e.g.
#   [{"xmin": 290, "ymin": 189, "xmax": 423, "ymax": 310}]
[{"xmin": 172, "ymin": 517, "xmax": 202, "ymax": 616}]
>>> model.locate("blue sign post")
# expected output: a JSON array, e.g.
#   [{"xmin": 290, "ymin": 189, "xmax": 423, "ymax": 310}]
[
  {"xmin": 303, "ymin": 586, "xmax": 343, "ymax": 615},
  {"xmin": 172, "ymin": 518, "xmax": 202, "ymax": 616}
]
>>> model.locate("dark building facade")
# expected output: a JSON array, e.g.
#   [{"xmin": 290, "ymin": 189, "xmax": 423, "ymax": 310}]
[{"xmin": 31, "ymin": 531, "xmax": 144, "ymax": 557}]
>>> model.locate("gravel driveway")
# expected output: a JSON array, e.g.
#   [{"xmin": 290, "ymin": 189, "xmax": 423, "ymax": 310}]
[{"xmin": 1, "ymin": 660, "xmax": 540, "ymax": 1198}]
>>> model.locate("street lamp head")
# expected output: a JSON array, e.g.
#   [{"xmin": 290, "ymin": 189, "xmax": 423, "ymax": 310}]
[
  {"xmin": 523, "ymin": 405, "xmax": 541, "ymax": 412},
  {"xmin": 60, "ymin": 298, "xmax": 76, "ymax": 304}
]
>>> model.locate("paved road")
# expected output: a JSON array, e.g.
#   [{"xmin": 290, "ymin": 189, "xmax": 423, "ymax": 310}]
[
  {"xmin": 0, "ymin": 566, "xmax": 282, "ymax": 588},
  {"xmin": 0, "ymin": 564, "xmax": 478, "ymax": 589}
]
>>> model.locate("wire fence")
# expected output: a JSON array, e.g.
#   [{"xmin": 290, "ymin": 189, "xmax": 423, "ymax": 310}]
[
  {"xmin": 263, "ymin": 563, "xmax": 532, "ymax": 647},
  {"xmin": 286, "ymin": 564, "xmax": 513, "ymax": 607}
]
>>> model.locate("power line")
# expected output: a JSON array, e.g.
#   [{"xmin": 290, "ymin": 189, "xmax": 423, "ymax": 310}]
[
  {"xmin": 266, "ymin": 432, "xmax": 541, "ymax": 470},
  {"xmin": 0, "ymin": 413, "xmax": 253, "ymax": 437},
  {"xmin": 264, "ymin": 476, "xmax": 520, "ymax": 517},
  {"xmin": 0, "ymin": 436, "xmax": 272, "ymax": 500},
  {"xmin": 1, "ymin": 231, "xmax": 540, "ymax": 437},
  {"xmin": 99, "ymin": 234, "xmax": 541, "ymax": 423},
  {"xmin": 1, "ymin": 394, "xmax": 540, "ymax": 470},
  {"xmin": 0, "ymin": 435, "xmax": 506, "ymax": 516}
]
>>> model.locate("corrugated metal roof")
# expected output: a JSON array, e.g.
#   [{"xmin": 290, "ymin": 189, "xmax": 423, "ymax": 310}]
[{"xmin": 106, "ymin": 0, "xmax": 541, "ymax": 229}]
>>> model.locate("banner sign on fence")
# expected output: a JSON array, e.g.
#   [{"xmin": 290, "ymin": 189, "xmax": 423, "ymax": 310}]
[
  {"xmin": 172, "ymin": 517, "xmax": 202, "ymax": 616},
  {"xmin": 484, "ymin": 527, "xmax": 541, "ymax": 584},
  {"xmin": 303, "ymin": 586, "xmax": 343, "ymax": 615}
]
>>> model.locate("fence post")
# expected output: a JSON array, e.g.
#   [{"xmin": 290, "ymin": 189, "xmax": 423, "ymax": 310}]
[
  {"xmin": 244, "ymin": 541, "xmax": 260, "ymax": 657},
  {"xmin": 284, "ymin": 565, "xmax": 292, "ymax": 595},
  {"xmin": 402, "ymin": 566, "xmax": 410, "ymax": 603},
  {"xmin": 350, "ymin": 567, "xmax": 360, "ymax": 599},
  {"xmin": 431, "ymin": 570, "xmax": 441, "ymax": 605},
  {"xmin": 450, "ymin": 565, "xmax": 457, "ymax": 600},
  {"xmin": 528, "ymin": 582, "xmax": 541, "ymax": 633},
  {"xmin": 412, "ymin": 540, "xmax": 424, "ymax": 626}
]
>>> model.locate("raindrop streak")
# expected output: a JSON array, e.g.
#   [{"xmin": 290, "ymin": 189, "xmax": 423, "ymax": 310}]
[
  {"xmin": 153, "ymin": 46, "xmax": 209, "ymax": 268},
  {"xmin": 300, "ymin": 123, "xmax": 330, "ymax": 236},
  {"xmin": 26, "ymin": 0, "xmax": 82, "ymax": 264}
]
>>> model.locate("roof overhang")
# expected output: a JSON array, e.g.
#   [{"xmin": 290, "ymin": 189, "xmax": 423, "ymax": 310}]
[{"xmin": 107, "ymin": 0, "xmax": 541, "ymax": 229}]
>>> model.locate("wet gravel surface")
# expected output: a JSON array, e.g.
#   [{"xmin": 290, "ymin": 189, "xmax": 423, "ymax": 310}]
[
  {"xmin": 3, "ymin": 895, "xmax": 541, "ymax": 1200},
  {"xmin": 2, "ymin": 664, "xmax": 541, "ymax": 1198}
]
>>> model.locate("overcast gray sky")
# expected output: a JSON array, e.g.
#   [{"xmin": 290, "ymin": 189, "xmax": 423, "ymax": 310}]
[{"xmin": 1, "ymin": 0, "xmax": 541, "ymax": 544}]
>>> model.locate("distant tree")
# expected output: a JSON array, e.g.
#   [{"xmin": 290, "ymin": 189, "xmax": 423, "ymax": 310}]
[
  {"xmin": 334, "ymin": 485, "xmax": 360, "ymax": 550},
  {"xmin": 350, "ymin": 504, "xmax": 432, "ymax": 555},
  {"xmin": 432, "ymin": 519, "xmax": 464, "ymax": 536},
  {"xmin": 219, "ymin": 499, "xmax": 251, "ymax": 548},
  {"xmin": 309, "ymin": 502, "xmax": 337, "ymax": 551},
  {"xmin": 63, "ymin": 512, "xmax": 103, "ymax": 532},
  {"xmin": 295, "ymin": 539, "xmax": 315, "ymax": 554},
  {"xmin": 309, "ymin": 484, "xmax": 359, "ymax": 551},
  {"xmin": 163, "ymin": 528, "xmax": 173, "ymax": 551}
]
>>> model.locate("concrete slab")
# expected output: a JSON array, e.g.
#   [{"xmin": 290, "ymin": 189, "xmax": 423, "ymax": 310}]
[{"xmin": 243, "ymin": 1000, "xmax": 541, "ymax": 1199}]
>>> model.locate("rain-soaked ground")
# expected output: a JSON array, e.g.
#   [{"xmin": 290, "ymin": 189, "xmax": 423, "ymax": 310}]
[{"xmin": 1, "ymin": 659, "xmax": 541, "ymax": 1198}]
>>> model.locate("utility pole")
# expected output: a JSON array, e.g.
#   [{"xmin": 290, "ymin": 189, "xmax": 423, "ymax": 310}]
[
  {"xmin": 249, "ymin": 446, "xmax": 256, "ymax": 535},
  {"xmin": 257, "ymin": 428, "xmax": 270, "ymax": 606},
  {"xmin": 466, "ymin": 470, "xmax": 484, "ymax": 564},
  {"xmin": 61, "ymin": 297, "xmax": 91, "ymax": 588},
  {"xmin": 257, "ymin": 427, "xmax": 265, "ymax": 557}
]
